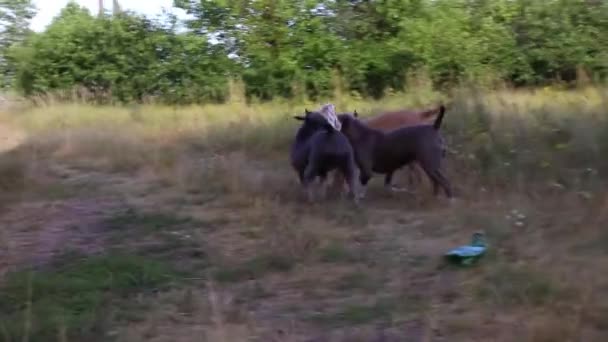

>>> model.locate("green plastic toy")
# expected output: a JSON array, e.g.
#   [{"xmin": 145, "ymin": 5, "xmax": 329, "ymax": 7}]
[{"xmin": 444, "ymin": 232, "xmax": 487, "ymax": 266}]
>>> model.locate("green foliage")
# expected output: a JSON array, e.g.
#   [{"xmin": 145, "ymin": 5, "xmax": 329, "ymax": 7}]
[
  {"xmin": 318, "ymin": 241, "xmax": 361, "ymax": 263},
  {"xmin": 214, "ymin": 253, "xmax": 296, "ymax": 283},
  {"xmin": 4, "ymin": 0, "xmax": 608, "ymax": 103},
  {"xmin": 10, "ymin": 3, "xmax": 234, "ymax": 103},
  {"xmin": 104, "ymin": 208, "xmax": 194, "ymax": 232},
  {"xmin": 477, "ymin": 264, "xmax": 561, "ymax": 307},
  {"xmin": 309, "ymin": 298, "xmax": 397, "ymax": 326}
]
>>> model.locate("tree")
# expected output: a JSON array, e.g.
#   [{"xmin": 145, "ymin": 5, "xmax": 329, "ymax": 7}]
[
  {"xmin": 0, "ymin": 0, "xmax": 36, "ymax": 88},
  {"xmin": 12, "ymin": 2, "xmax": 235, "ymax": 103},
  {"xmin": 9, "ymin": 0, "xmax": 608, "ymax": 102}
]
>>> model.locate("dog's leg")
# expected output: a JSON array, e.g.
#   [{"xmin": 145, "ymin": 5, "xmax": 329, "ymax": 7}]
[
  {"xmin": 418, "ymin": 161, "xmax": 438, "ymax": 195},
  {"xmin": 303, "ymin": 161, "xmax": 318, "ymax": 203},
  {"xmin": 401, "ymin": 163, "xmax": 422, "ymax": 192},
  {"xmin": 420, "ymin": 164, "xmax": 453, "ymax": 199},
  {"xmin": 303, "ymin": 177, "xmax": 316, "ymax": 203},
  {"xmin": 318, "ymin": 173, "xmax": 329, "ymax": 200},
  {"xmin": 354, "ymin": 150, "xmax": 374, "ymax": 200},
  {"xmin": 340, "ymin": 171, "xmax": 351, "ymax": 197},
  {"xmin": 330, "ymin": 170, "xmax": 345, "ymax": 196},
  {"xmin": 345, "ymin": 167, "xmax": 361, "ymax": 205},
  {"xmin": 343, "ymin": 179, "xmax": 350, "ymax": 195},
  {"xmin": 342, "ymin": 154, "xmax": 361, "ymax": 203},
  {"xmin": 385, "ymin": 170, "xmax": 415, "ymax": 194},
  {"xmin": 297, "ymin": 169, "xmax": 305, "ymax": 184},
  {"xmin": 407, "ymin": 167, "xmax": 415, "ymax": 190},
  {"xmin": 358, "ymin": 172, "xmax": 371, "ymax": 199},
  {"xmin": 306, "ymin": 185, "xmax": 315, "ymax": 202},
  {"xmin": 384, "ymin": 172, "xmax": 394, "ymax": 188},
  {"xmin": 408, "ymin": 163, "xmax": 422, "ymax": 192},
  {"xmin": 433, "ymin": 168, "xmax": 453, "ymax": 198},
  {"xmin": 302, "ymin": 173, "xmax": 316, "ymax": 202}
]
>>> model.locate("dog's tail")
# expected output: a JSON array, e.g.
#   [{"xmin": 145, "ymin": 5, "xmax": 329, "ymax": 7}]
[{"xmin": 433, "ymin": 104, "xmax": 446, "ymax": 130}]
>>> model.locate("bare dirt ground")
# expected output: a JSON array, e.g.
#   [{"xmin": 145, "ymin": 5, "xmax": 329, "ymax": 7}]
[{"xmin": 0, "ymin": 122, "xmax": 25, "ymax": 154}]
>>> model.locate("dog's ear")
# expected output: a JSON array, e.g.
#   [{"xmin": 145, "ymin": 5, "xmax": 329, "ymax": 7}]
[
  {"xmin": 353, "ymin": 110, "xmax": 358, "ymax": 118},
  {"xmin": 293, "ymin": 115, "xmax": 306, "ymax": 121},
  {"xmin": 304, "ymin": 108, "xmax": 310, "ymax": 115}
]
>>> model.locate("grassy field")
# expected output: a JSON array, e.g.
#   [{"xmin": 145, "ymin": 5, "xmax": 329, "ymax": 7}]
[{"xmin": 1, "ymin": 86, "xmax": 608, "ymax": 342}]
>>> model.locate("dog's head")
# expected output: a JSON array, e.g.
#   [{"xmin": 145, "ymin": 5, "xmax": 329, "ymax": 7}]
[
  {"xmin": 294, "ymin": 109, "xmax": 335, "ymax": 128},
  {"xmin": 295, "ymin": 104, "xmax": 342, "ymax": 129},
  {"xmin": 293, "ymin": 108, "xmax": 338, "ymax": 143},
  {"xmin": 336, "ymin": 111, "xmax": 363, "ymax": 140}
]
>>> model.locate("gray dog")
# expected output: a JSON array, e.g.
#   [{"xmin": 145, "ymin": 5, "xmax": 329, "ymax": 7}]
[
  {"xmin": 337, "ymin": 106, "xmax": 452, "ymax": 199},
  {"xmin": 290, "ymin": 108, "xmax": 360, "ymax": 203}
]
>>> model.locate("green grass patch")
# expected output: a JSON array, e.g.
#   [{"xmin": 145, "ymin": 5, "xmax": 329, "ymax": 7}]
[
  {"xmin": 318, "ymin": 241, "xmax": 362, "ymax": 263},
  {"xmin": 105, "ymin": 208, "xmax": 194, "ymax": 232},
  {"xmin": 309, "ymin": 298, "xmax": 396, "ymax": 326},
  {"xmin": 332, "ymin": 271, "xmax": 377, "ymax": 292},
  {"xmin": 0, "ymin": 254, "xmax": 181, "ymax": 342},
  {"xmin": 103, "ymin": 208, "xmax": 208, "ymax": 273},
  {"xmin": 476, "ymin": 264, "xmax": 560, "ymax": 307},
  {"xmin": 105, "ymin": 208, "xmax": 195, "ymax": 246},
  {"xmin": 214, "ymin": 253, "xmax": 295, "ymax": 283}
]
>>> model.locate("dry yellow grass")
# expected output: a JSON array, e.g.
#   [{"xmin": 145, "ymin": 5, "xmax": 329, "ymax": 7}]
[{"xmin": 1, "ymin": 86, "xmax": 608, "ymax": 341}]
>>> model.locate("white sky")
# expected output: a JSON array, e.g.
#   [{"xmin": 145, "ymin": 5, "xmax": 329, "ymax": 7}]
[{"xmin": 30, "ymin": 0, "xmax": 187, "ymax": 32}]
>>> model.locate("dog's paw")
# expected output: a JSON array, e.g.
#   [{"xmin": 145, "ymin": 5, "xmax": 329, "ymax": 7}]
[
  {"xmin": 447, "ymin": 197, "xmax": 461, "ymax": 206},
  {"xmin": 358, "ymin": 190, "xmax": 367, "ymax": 199},
  {"xmin": 389, "ymin": 186, "xmax": 416, "ymax": 194},
  {"xmin": 306, "ymin": 187, "xmax": 316, "ymax": 203}
]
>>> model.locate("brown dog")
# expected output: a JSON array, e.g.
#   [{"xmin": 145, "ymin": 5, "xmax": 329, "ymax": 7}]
[
  {"xmin": 359, "ymin": 105, "xmax": 442, "ymax": 130},
  {"xmin": 332, "ymin": 105, "xmax": 445, "ymax": 193},
  {"xmin": 337, "ymin": 105, "xmax": 452, "ymax": 199}
]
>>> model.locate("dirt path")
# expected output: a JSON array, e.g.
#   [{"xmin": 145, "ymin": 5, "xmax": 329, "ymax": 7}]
[
  {"xmin": 0, "ymin": 198, "xmax": 123, "ymax": 276},
  {"xmin": 0, "ymin": 121, "xmax": 25, "ymax": 153},
  {"xmin": 0, "ymin": 161, "xmax": 145, "ymax": 279}
]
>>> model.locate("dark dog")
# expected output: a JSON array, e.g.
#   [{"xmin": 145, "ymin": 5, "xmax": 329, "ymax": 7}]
[
  {"xmin": 331, "ymin": 106, "xmax": 447, "ymax": 193},
  {"xmin": 337, "ymin": 105, "xmax": 452, "ymax": 199},
  {"xmin": 290, "ymin": 109, "xmax": 360, "ymax": 202}
]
